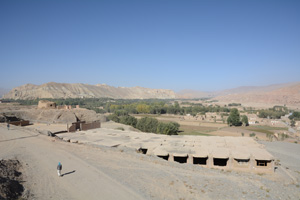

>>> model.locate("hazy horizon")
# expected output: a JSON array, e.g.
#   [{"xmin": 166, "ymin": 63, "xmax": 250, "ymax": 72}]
[{"xmin": 1, "ymin": 0, "xmax": 299, "ymax": 92}]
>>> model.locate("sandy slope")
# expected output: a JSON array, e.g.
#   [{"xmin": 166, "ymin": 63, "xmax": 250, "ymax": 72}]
[{"xmin": 0, "ymin": 124, "xmax": 299, "ymax": 200}]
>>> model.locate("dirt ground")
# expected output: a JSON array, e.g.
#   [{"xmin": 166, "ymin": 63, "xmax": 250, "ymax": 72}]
[{"xmin": 0, "ymin": 159, "xmax": 25, "ymax": 200}]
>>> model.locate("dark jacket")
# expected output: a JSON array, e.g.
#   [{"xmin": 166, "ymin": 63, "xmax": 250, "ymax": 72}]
[{"xmin": 57, "ymin": 163, "xmax": 62, "ymax": 170}]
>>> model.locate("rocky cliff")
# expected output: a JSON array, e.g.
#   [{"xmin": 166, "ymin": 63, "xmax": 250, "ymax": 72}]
[{"xmin": 2, "ymin": 82, "xmax": 176, "ymax": 100}]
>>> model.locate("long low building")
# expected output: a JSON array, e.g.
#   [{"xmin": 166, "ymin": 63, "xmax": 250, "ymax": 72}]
[{"xmin": 57, "ymin": 127, "xmax": 274, "ymax": 173}]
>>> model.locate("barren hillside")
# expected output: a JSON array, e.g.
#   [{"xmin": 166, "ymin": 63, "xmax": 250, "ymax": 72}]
[
  {"xmin": 214, "ymin": 82, "xmax": 300, "ymax": 106},
  {"xmin": 2, "ymin": 82, "xmax": 176, "ymax": 100},
  {"xmin": 178, "ymin": 82, "xmax": 300, "ymax": 106}
]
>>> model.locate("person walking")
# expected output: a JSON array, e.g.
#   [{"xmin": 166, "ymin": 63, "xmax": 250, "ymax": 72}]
[
  {"xmin": 57, "ymin": 162, "xmax": 62, "ymax": 177},
  {"xmin": 7, "ymin": 123, "xmax": 10, "ymax": 130}
]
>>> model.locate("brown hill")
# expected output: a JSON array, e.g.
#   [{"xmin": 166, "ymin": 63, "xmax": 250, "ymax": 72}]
[
  {"xmin": 214, "ymin": 82, "xmax": 300, "ymax": 106},
  {"xmin": 2, "ymin": 82, "xmax": 176, "ymax": 100}
]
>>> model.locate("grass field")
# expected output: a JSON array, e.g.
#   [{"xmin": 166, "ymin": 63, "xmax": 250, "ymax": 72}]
[{"xmin": 178, "ymin": 125, "xmax": 218, "ymax": 136}]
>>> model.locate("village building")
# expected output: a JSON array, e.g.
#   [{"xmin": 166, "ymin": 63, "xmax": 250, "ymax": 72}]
[
  {"xmin": 38, "ymin": 100, "xmax": 56, "ymax": 109},
  {"xmin": 57, "ymin": 129, "xmax": 275, "ymax": 174}
]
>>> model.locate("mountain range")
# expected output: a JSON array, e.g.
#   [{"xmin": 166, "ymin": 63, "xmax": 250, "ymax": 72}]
[
  {"xmin": 2, "ymin": 82, "xmax": 300, "ymax": 106},
  {"xmin": 2, "ymin": 82, "xmax": 176, "ymax": 100}
]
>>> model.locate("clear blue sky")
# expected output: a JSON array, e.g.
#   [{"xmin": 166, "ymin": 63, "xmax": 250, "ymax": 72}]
[{"xmin": 1, "ymin": 0, "xmax": 299, "ymax": 92}]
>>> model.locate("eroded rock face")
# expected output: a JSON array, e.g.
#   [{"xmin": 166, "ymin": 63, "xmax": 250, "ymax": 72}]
[{"xmin": 3, "ymin": 82, "xmax": 176, "ymax": 100}]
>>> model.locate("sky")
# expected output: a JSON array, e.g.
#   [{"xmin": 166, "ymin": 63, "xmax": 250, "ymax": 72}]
[{"xmin": 0, "ymin": 0, "xmax": 299, "ymax": 92}]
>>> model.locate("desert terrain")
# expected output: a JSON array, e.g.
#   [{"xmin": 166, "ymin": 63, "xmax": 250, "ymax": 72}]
[
  {"xmin": 1, "ymin": 83, "xmax": 300, "ymax": 199},
  {"xmin": 1, "ymin": 121, "xmax": 300, "ymax": 200}
]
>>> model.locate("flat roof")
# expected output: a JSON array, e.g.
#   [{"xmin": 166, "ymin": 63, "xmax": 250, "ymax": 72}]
[{"xmin": 57, "ymin": 128, "xmax": 274, "ymax": 161}]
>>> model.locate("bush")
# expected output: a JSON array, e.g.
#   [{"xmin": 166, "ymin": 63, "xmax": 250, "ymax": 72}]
[
  {"xmin": 157, "ymin": 122, "xmax": 179, "ymax": 135},
  {"xmin": 108, "ymin": 114, "xmax": 120, "ymax": 123},
  {"xmin": 289, "ymin": 112, "xmax": 300, "ymax": 120},
  {"xmin": 136, "ymin": 117, "xmax": 158, "ymax": 133},
  {"xmin": 114, "ymin": 110, "xmax": 128, "ymax": 116},
  {"xmin": 250, "ymin": 133, "xmax": 256, "ymax": 137},
  {"xmin": 119, "ymin": 115, "xmax": 138, "ymax": 128}
]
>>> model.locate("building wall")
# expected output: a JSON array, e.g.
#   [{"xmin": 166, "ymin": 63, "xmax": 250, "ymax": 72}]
[{"xmin": 38, "ymin": 101, "xmax": 57, "ymax": 109}]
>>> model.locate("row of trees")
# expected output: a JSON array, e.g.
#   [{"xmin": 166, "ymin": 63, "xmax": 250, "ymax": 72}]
[
  {"xmin": 9, "ymin": 98, "xmax": 234, "ymax": 116},
  {"xmin": 106, "ymin": 101, "xmax": 231, "ymax": 116},
  {"xmin": 258, "ymin": 106, "xmax": 288, "ymax": 119},
  {"xmin": 108, "ymin": 113, "xmax": 180, "ymax": 135}
]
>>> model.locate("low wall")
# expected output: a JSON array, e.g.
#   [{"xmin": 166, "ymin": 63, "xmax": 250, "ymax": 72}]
[
  {"xmin": 81, "ymin": 121, "xmax": 101, "ymax": 131},
  {"xmin": 68, "ymin": 121, "xmax": 101, "ymax": 132}
]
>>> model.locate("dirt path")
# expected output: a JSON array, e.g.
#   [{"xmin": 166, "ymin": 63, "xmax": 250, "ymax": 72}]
[{"xmin": 0, "ymin": 125, "xmax": 143, "ymax": 200}]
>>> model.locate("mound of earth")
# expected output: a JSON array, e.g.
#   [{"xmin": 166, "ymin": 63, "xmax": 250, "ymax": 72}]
[{"xmin": 0, "ymin": 160, "xmax": 24, "ymax": 200}]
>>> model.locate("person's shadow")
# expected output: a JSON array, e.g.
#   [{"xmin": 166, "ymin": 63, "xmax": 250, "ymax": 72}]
[{"xmin": 62, "ymin": 170, "xmax": 76, "ymax": 177}]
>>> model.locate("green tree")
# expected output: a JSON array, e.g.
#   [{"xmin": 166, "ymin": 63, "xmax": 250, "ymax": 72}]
[
  {"xmin": 241, "ymin": 115, "xmax": 249, "ymax": 126},
  {"xmin": 108, "ymin": 114, "xmax": 120, "ymax": 123},
  {"xmin": 119, "ymin": 115, "xmax": 138, "ymax": 128},
  {"xmin": 136, "ymin": 104, "xmax": 150, "ymax": 114},
  {"xmin": 157, "ymin": 122, "xmax": 180, "ymax": 135},
  {"xmin": 136, "ymin": 117, "xmax": 158, "ymax": 133},
  {"xmin": 227, "ymin": 108, "xmax": 242, "ymax": 126}
]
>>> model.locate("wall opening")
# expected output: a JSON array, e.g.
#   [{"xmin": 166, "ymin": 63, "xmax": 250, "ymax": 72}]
[
  {"xmin": 234, "ymin": 159, "xmax": 250, "ymax": 165},
  {"xmin": 256, "ymin": 160, "xmax": 271, "ymax": 167},
  {"xmin": 174, "ymin": 156, "xmax": 188, "ymax": 164},
  {"xmin": 138, "ymin": 148, "xmax": 148, "ymax": 154},
  {"xmin": 193, "ymin": 157, "xmax": 208, "ymax": 165},
  {"xmin": 5, "ymin": 116, "xmax": 20, "ymax": 122},
  {"xmin": 157, "ymin": 155, "xmax": 169, "ymax": 161},
  {"xmin": 213, "ymin": 158, "xmax": 228, "ymax": 167}
]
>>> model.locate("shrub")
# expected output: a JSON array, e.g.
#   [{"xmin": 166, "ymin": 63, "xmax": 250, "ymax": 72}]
[
  {"xmin": 119, "ymin": 115, "xmax": 138, "ymax": 128},
  {"xmin": 250, "ymin": 133, "xmax": 256, "ymax": 137},
  {"xmin": 157, "ymin": 122, "xmax": 179, "ymax": 135},
  {"xmin": 108, "ymin": 114, "xmax": 120, "ymax": 123},
  {"xmin": 136, "ymin": 117, "xmax": 159, "ymax": 133},
  {"xmin": 114, "ymin": 110, "xmax": 128, "ymax": 116}
]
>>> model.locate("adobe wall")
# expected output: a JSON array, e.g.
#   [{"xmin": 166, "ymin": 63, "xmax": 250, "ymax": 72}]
[
  {"xmin": 38, "ymin": 100, "xmax": 56, "ymax": 109},
  {"xmin": 81, "ymin": 121, "xmax": 101, "ymax": 131},
  {"xmin": 68, "ymin": 121, "xmax": 101, "ymax": 132}
]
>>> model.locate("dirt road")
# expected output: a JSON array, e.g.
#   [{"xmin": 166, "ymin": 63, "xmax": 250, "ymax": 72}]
[{"xmin": 0, "ymin": 125, "xmax": 143, "ymax": 200}]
